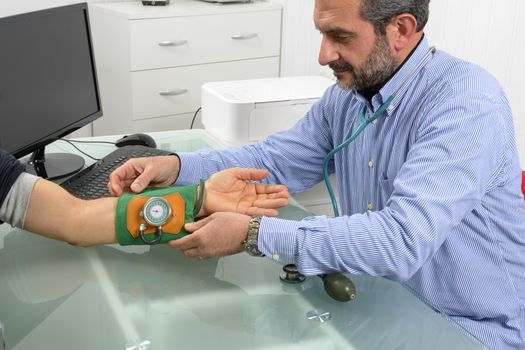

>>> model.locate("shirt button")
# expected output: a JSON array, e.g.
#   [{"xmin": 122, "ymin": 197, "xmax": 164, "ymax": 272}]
[
  {"xmin": 372, "ymin": 119, "xmax": 378, "ymax": 124},
  {"xmin": 272, "ymin": 253, "xmax": 280, "ymax": 261},
  {"xmin": 367, "ymin": 203, "xmax": 373, "ymax": 210},
  {"xmin": 368, "ymin": 160, "xmax": 374, "ymax": 168}
]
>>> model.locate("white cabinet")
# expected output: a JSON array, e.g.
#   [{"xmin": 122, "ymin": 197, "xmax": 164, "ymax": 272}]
[{"xmin": 88, "ymin": 1, "xmax": 282, "ymax": 135}]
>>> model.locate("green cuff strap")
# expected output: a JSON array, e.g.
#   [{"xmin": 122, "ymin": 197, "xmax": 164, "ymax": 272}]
[{"xmin": 116, "ymin": 185, "xmax": 197, "ymax": 245}]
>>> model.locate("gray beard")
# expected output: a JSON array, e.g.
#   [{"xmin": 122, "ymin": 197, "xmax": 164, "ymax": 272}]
[{"xmin": 332, "ymin": 35, "xmax": 398, "ymax": 91}]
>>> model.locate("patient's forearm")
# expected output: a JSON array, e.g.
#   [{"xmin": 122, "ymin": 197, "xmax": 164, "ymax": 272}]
[{"xmin": 23, "ymin": 179, "xmax": 117, "ymax": 246}]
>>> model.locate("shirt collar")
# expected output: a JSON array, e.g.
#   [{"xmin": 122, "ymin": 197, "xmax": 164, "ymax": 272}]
[{"xmin": 355, "ymin": 35, "xmax": 432, "ymax": 117}]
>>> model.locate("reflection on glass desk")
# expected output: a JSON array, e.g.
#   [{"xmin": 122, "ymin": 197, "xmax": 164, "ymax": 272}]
[{"xmin": 0, "ymin": 130, "xmax": 489, "ymax": 350}]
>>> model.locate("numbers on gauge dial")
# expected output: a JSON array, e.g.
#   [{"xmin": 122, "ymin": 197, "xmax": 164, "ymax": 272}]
[{"xmin": 141, "ymin": 197, "xmax": 172, "ymax": 226}]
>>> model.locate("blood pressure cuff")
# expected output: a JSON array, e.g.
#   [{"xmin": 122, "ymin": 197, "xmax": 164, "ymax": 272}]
[{"xmin": 115, "ymin": 185, "xmax": 197, "ymax": 245}]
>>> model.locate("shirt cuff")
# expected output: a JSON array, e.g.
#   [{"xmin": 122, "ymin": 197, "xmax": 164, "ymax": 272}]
[
  {"xmin": 174, "ymin": 152, "xmax": 204, "ymax": 185},
  {"xmin": 258, "ymin": 216, "xmax": 300, "ymax": 264}
]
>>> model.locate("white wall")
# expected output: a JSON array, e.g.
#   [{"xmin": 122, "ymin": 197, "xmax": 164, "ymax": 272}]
[{"xmin": 273, "ymin": 0, "xmax": 323, "ymax": 77}]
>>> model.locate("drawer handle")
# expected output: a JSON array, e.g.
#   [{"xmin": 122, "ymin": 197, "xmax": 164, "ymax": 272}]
[
  {"xmin": 159, "ymin": 89, "xmax": 188, "ymax": 96},
  {"xmin": 158, "ymin": 40, "xmax": 187, "ymax": 47},
  {"xmin": 231, "ymin": 33, "xmax": 258, "ymax": 40}
]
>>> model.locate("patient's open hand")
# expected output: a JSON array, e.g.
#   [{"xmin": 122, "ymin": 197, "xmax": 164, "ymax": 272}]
[{"xmin": 200, "ymin": 168, "xmax": 289, "ymax": 217}]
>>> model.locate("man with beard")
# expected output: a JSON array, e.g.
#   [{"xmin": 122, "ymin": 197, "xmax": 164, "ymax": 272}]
[{"xmin": 108, "ymin": 1, "xmax": 525, "ymax": 348}]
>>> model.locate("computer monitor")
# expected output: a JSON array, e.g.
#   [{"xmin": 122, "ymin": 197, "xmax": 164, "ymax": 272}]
[{"xmin": 0, "ymin": 3, "xmax": 102, "ymax": 179}]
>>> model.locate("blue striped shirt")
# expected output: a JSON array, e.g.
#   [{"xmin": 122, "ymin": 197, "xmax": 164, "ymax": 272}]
[{"xmin": 177, "ymin": 37, "xmax": 525, "ymax": 349}]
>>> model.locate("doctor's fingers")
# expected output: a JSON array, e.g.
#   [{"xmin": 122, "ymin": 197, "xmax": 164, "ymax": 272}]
[
  {"xmin": 108, "ymin": 159, "xmax": 146, "ymax": 194},
  {"xmin": 128, "ymin": 167, "xmax": 161, "ymax": 193},
  {"xmin": 178, "ymin": 246, "xmax": 208, "ymax": 260},
  {"xmin": 169, "ymin": 217, "xmax": 213, "ymax": 251},
  {"xmin": 169, "ymin": 234, "xmax": 196, "ymax": 251},
  {"xmin": 109, "ymin": 158, "xmax": 170, "ymax": 193},
  {"xmin": 170, "ymin": 213, "xmax": 249, "ymax": 248},
  {"xmin": 186, "ymin": 215, "xmax": 214, "ymax": 233},
  {"xmin": 107, "ymin": 179, "xmax": 134, "ymax": 196},
  {"xmin": 108, "ymin": 171, "xmax": 149, "ymax": 194}
]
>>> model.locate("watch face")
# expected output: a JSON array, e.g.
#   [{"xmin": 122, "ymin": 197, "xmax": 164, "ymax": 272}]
[{"xmin": 142, "ymin": 197, "xmax": 172, "ymax": 226}]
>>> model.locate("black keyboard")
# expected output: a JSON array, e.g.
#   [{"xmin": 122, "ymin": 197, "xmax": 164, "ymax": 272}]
[{"xmin": 61, "ymin": 145, "xmax": 172, "ymax": 200}]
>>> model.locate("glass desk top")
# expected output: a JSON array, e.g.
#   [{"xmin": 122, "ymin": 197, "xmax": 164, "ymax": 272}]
[{"xmin": 0, "ymin": 130, "xmax": 489, "ymax": 350}]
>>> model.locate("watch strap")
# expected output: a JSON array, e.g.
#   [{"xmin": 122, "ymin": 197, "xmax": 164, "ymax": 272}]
[{"xmin": 245, "ymin": 215, "xmax": 264, "ymax": 257}]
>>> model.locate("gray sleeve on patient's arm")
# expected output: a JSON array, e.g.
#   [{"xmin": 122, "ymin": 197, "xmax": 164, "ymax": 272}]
[{"xmin": 0, "ymin": 173, "xmax": 40, "ymax": 228}]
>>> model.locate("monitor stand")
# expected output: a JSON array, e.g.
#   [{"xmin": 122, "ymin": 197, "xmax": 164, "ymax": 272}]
[{"xmin": 24, "ymin": 146, "xmax": 85, "ymax": 180}]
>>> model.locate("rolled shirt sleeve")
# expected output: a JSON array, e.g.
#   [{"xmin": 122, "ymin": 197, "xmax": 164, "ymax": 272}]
[{"xmin": 0, "ymin": 172, "xmax": 40, "ymax": 228}]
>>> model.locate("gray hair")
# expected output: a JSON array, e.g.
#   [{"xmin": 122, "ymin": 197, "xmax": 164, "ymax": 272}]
[{"xmin": 360, "ymin": 0, "xmax": 430, "ymax": 34}]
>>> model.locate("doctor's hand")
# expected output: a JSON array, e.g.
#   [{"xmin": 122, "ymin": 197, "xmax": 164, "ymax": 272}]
[
  {"xmin": 108, "ymin": 155, "xmax": 180, "ymax": 196},
  {"xmin": 200, "ymin": 168, "xmax": 289, "ymax": 217},
  {"xmin": 169, "ymin": 212, "xmax": 251, "ymax": 259}
]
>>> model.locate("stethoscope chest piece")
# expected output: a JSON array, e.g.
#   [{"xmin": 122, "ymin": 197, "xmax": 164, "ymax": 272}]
[{"xmin": 280, "ymin": 264, "xmax": 306, "ymax": 284}]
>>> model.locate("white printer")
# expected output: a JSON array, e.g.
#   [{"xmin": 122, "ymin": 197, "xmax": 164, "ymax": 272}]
[{"xmin": 201, "ymin": 76, "xmax": 334, "ymax": 146}]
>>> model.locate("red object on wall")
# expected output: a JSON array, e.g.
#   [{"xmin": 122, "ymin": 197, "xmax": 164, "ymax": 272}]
[{"xmin": 522, "ymin": 171, "xmax": 525, "ymax": 197}]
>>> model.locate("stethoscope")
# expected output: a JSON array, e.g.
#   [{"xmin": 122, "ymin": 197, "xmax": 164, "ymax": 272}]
[
  {"xmin": 323, "ymin": 46, "xmax": 436, "ymax": 217},
  {"xmin": 278, "ymin": 47, "xmax": 437, "ymax": 302}
]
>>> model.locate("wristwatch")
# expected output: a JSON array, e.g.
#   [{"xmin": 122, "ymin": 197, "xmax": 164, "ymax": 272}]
[
  {"xmin": 138, "ymin": 196, "xmax": 172, "ymax": 245},
  {"xmin": 244, "ymin": 215, "xmax": 264, "ymax": 257}
]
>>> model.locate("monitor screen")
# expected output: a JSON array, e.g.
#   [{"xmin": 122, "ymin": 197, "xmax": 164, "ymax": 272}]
[{"xmin": 0, "ymin": 3, "xmax": 102, "ymax": 179}]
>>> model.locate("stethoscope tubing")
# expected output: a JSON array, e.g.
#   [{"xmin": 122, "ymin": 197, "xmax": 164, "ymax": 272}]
[{"xmin": 323, "ymin": 47, "xmax": 436, "ymax": 217}]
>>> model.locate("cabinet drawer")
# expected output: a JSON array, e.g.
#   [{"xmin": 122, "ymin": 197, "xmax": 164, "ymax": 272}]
[
  {"xmin": 132, "ymin": 112, "xmax": 198, "ymax": 132},
  {"xmin": 131, "ymin": 56, "xmax": 280, "ymax": 120},
  {"xmin": 129, "ymin": 10, "xmax": 281, "ymax": 71}
]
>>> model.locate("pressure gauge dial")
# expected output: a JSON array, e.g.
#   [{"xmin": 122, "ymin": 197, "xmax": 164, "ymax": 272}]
[{"xmin": 141, "ymin": 197, "xmax": 172, "ymax": 227}]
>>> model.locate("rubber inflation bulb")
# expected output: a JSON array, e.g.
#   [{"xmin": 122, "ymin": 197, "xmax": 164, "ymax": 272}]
[{"xmin": 320, "ymin": 273, "xmax": 356, "ymax": 302}]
